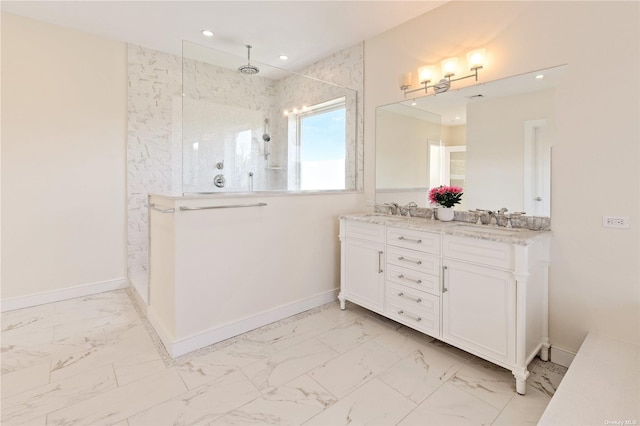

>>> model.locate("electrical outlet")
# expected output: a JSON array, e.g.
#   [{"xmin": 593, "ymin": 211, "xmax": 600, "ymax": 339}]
[{"xmin": 602, "ymin": 216, "xmax": 630, "ymax": 228}]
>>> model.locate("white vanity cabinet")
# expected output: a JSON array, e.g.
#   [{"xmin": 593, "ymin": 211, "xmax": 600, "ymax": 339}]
[
  {"xmin": 338, "ymin": 216, "xmax": 551, "ymax": 395},
  {"xmin": 340, "ymin": 220, "xmax": 386, "ymax": 314}
]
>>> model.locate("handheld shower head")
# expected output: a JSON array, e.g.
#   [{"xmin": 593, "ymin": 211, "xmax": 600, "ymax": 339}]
[{"xmin": 238, "ymin": 45, "xmax": 259, "ymax": 75}]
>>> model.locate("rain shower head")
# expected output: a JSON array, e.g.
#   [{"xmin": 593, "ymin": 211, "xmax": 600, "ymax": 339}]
[{"xmin": 238, "ymin": 45, "xmax": 259, "ymax": 75}]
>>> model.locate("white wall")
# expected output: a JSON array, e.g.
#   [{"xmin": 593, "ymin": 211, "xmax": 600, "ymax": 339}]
[
  {"xmin": 1, "ymin": 13, "xmax": 128, "ymax": 303},
  {"xmin": 364, "ymin": 1, "xmax": 640, "ymax": 353}
]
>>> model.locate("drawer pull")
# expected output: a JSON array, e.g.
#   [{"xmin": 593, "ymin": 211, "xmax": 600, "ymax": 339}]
[
  {"xmin": 442, "ymin": 265, "xmax": 448, "ymax": 293},
  {"xmin": 397, "ymin": 292, "xmax": 422, "ymax": 303},
  {"xmin": 398, "ymin": 274, "xmax": 422, "ymax": 284},
  {"xmin": 378, "ymin": 251, "xmax": 384, "ymax": 274},
  {"xmin": 397, "ymin": 310, "xmax": 422, "ymax": 322},
  {"xmin": 398, "ymin": 236, "xmax": 422, "ymax": 244},
  {"xmin": 398, "ymin": 256, "xmax": 422, "ymax": 265}
]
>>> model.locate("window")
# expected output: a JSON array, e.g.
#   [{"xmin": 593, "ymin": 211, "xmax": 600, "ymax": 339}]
[{"xmin": 290, "ymin": 98, "xmax": 346, "ymax": 190}]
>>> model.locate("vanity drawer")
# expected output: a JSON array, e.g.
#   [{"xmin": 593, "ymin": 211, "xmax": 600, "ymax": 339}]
[
  {"xmin": 387, "ymin": 227, "xmax": 440, "ymax": 254},
  {"xmin": 386, "ymin": 283, "xmax": 440, "ymax": 337},
  {"xmin": 345, "ymin": 221, "xmax": 385, "ymax": 243},
  {"xmin": 386, "ymin": 264, "xmax": 440, "ymax": 296},
  {"xmin": 443, "ymin": 235, "xmax": 513, "ymax": 269},
  {"xmin": 387, "ymin": 246, "xmax": 440, "ymax": 276}
]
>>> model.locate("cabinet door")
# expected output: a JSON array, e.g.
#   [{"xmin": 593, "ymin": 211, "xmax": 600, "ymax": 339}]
[
  {"xmin": 344, "ymin": 239, "xmax": 385, "ymax": 313},
  {"xmin": 442, "ymin": 259, "xmax": 516, "ymax": 364}
]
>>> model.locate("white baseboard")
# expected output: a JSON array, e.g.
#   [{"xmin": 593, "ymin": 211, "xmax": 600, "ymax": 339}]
[
  {"xmin": 1, "ymin": 278, "xmax": 130, "ymax": 312},
  {"xmin": 149, "ymin": 289, "xmax": 339, "ymax": 358},
  {"xmin": 550, "ymin": 345, "xmax": 576, "ymax": 368}
]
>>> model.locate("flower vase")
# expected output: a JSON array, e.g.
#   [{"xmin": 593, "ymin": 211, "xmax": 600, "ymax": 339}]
[{"xmin": 437, "ymin": 206, "xmax": 455, "ymax": 222}]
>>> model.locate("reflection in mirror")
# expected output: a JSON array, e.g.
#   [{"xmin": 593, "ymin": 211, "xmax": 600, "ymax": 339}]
[
  {"xmin": 376, "ymin": 65, "xmax": 566, "ymax": 216},
  {"xmin": 181, "ymin": 41, "xmax": 357, "ymax": 194}
]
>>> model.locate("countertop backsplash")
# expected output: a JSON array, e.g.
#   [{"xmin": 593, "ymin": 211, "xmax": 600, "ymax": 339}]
[{"xmin": 373, "ymin": 203, "xmax": 551, "ymax": 231}]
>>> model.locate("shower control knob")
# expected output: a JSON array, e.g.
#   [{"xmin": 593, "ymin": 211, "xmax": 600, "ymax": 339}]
[{"xmin": 213, "ymin": 174, "xmax": 225, "ymax": 188}]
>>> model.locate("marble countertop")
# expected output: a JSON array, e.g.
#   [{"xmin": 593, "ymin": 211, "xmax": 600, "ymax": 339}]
[{"xmin": 340, "ymin": 213, "xmax": 552, "ymax": 245}]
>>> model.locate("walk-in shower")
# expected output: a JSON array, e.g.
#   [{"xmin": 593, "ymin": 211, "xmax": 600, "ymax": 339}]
[{"xmin": 181, "ymin": 41, "xmax": 357, "ymax": 194}]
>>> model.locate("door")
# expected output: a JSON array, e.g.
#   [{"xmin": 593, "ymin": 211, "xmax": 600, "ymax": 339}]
[
  {"xmin": 344, "ymin": 239, "xmax": 385, "ymax": 313},
  {"xmin": 442, "ymin": 259, "xmax": 516, "ymax": 364}
]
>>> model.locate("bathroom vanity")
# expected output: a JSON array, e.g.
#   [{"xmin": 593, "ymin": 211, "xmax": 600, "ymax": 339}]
[{"xmin": 339, "ymin": 214, "xmax": 551, "ymax": 394}]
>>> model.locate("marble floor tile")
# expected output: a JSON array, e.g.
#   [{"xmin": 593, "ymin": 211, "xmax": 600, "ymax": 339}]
[
  {"xmin": 492, "ymin": 385, "xmax": 552, "ymax": 426},
  {"xmin": 49, "ymin": 323, "xmax": 160, "ymax": 383},
  {"xmin": 246, "ymin": 305, "xmax": 361, "ymax": 352},
  {"xmin": 46, "ymin": 369, "xmax": 186, "ymax": 426},
  {"xmin": 211, "ymin": 374, "xmax": 337, "ymax": 425},
  {"xmin": 1, "ymin": 303, "xmax": 55, "ymax": 333},
  {"xmin": 242, "ymin": 338, "xmax": 338, "ymax": 392},
  {"xmin": 449, "ymin": 357, "xmax": 517, "ymax": 410},
  {"xmin": 52, "ymin": 318, "xmax": 108, "ymax": 348},
  {"xmin": 114, "ymin": 358, "xmax": 167, "ymax": 387},
  {"xmin": 1, "ymin": 364, "xmax": 117, "ymax": 425},
  {"xmin": 371, "ymin": 325, "xmax": 437, "ymax": 358},
  {"xmin": 0, "ymin": 361, "xmax": 51, "ymax": 399},
  {"xmin": 309, "ymin": 340, "xmax": 400, "ymax": 399},
  {"xmin": 127, "ymin": 369, "xmax": 260, "ymax": 426},
  {"xmin": 1, "ymin": 322, "xmax": 55, "ymax": 349},
  {"xmin": 315, "ymin": 316, "xmax": 396, "ymax": 354},
  {"xmin": 398, "ymin": 382, "xmax": 500, "ymax": 426},
  {"xmin": 304, "ymin": 378, "xmax": 416, "ymax": 426},
  {"xmin": 1, "ymin": 290, "xmax": 563, "ymax": 426},
  {"xmin": 1, "ymin": 340, "xmax": 83, "ymax": 376},
  {"xmin": 378, "ymin": 344, "xmax": 466, "ymax": 403},
  {"xmin": 176, "ymin": 338, "xmax": 278, "ymax": 390}
]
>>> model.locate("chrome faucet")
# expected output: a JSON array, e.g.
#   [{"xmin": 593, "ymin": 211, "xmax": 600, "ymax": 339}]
[
  {"xmin": 385, "ymin": 202, "xmax": 400, "ymax": 216},
  {"xmin": 401, "ymin": 202, "xmax": 418, "ymax": 217}
]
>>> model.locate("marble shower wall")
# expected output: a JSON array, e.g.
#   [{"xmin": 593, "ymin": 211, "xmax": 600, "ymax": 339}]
[
  {"xmin": 127, "ymin": 43, "xmax": 365, "ymax": 303},
  {"xmin": 127, "ymin": 45, "xmax": 182, "ymax": 300}
]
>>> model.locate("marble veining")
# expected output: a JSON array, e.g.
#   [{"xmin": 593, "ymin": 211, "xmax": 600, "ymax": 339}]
[
  {"xmin": 1, "ymin": 290, "xmax": 565, "ymax": 425},
  {"xmin": 342, "ymin": 213, "xmax": 552, "ymax": 245}
]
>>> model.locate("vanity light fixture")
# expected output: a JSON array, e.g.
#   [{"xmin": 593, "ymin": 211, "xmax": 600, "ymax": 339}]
[{"xmin": 401, "ymin": 48, "xmax": 486, "ymax": 97}]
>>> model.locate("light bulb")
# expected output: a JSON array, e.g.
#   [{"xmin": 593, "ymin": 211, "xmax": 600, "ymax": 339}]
[
  {"xmin": 418, "ymin": 66, "xmax": 436, "ymax": 84},
  {"xmin": 441, "ymin": 57, "xmax": 458, "ymax": 77},
  {"xmin": 466, "ymin": 48, "xmax": 486, "ymax": 70}
]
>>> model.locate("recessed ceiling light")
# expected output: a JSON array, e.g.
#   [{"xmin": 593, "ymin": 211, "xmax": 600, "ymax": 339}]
[
  {"xmin": 536, "ymin": 74, "xmax": 544, "ymax": 79},
  {"xmin": 279, "ymin": 55, "xmax": 289, "ymax": 61},
  {"xmin": 201, "ymin": 30, "xmax": 214, "ymax": 37}
]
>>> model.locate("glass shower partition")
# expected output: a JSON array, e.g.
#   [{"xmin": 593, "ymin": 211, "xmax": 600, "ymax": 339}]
[{"xmin": 181, "ymin": 41, "xmax": 357, "ymax": 194}]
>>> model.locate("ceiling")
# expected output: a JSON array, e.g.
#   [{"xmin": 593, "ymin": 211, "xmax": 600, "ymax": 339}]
[{"xmin": 1, "ymin": 1, "xmax": 446, "ymax": 71}]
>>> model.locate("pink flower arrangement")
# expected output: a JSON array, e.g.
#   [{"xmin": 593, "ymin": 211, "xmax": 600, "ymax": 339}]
[{"xmin": 428, "ymin": 185, "xmax": 464, "ymax": 208}]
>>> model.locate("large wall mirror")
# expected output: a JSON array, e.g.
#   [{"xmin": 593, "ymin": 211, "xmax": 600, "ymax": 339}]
[{"xmin": 376, "ymin": 65, "xmax": 566, "ymax": 217}]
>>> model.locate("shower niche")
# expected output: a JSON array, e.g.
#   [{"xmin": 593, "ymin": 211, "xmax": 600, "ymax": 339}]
[{"xmin": 181, "ymin": 41, "xmax": 358, "ymax": 194}]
